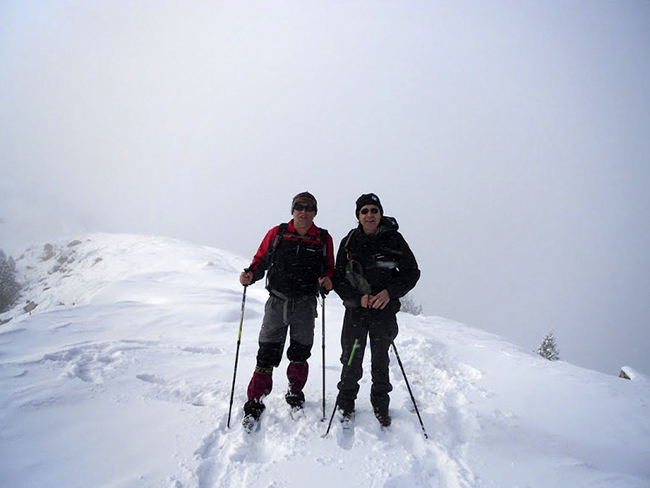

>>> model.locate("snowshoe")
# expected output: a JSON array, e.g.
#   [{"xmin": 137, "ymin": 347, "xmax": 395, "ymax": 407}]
[
  {"xmin": 242, "ymin": 414, "xmax": 260, "ymax": 433},
  {"xmin": 242, "ymin": 400, "xmax": 265, "ymax": 433},
  {"xmin": 374, "ymin": 408, "xmax": 391, "ymax": 428},
  {"xmin": 285, "ymin": 390, "xmax": 305, "ymax": 410},
  {"xmin": 339, "ymin": 408, "xmax": 355, "ymax": 429},
  {"xmin": 286, "ymin": 391, "xmax": 305, "ymax": 420}
]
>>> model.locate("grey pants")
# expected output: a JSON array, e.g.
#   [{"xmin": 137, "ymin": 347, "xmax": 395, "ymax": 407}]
[{"xmin": 256, "ymin": 294, "xmax": 317, "ymax": 368}]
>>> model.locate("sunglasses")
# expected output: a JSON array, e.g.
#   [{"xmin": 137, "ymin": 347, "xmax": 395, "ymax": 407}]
[
  {"xmin": 360, "ymin": 207, "xmax": 380, "ymax": 215},
  {"xmin": 294, "ymin": 203, "xmax": 316, "ymax": 212}
]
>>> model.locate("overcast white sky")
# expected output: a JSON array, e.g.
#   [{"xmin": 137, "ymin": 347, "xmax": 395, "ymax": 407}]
[{"xmin": 1, "ymin": 1, "xmax": 649, "ymax": 376}]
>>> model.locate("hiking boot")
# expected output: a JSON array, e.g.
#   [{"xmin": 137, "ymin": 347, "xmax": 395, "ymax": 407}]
[
  {"xmin": 339, "ymin": 408, "xmax": 355, "ymax": 423},
  {"xmin": 374, "ymin": 408, "xmax": 392, "ymax": 427},
  {"xmin": 242, "ymin": 400, "xmax": 265, "ymax": 431},
  {"xmin": 285, "ymin": 390, "xmax": 305, "ymax": 409}
]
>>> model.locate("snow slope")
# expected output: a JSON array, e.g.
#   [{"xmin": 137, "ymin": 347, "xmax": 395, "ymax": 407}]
[{"xmin": 0, "ymin": 234, "xmax": 648, "ymax": 488}]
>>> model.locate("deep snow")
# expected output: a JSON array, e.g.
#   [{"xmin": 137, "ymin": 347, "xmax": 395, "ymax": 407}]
[{"xmin": 0, "ymin": 234, "xmax": 648, "ymax": 487}]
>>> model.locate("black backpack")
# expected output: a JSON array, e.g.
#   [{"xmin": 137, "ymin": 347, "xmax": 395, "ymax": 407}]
[{"xmin": 264, "ymin": 223, "xmax": 330, "ymax": 293}]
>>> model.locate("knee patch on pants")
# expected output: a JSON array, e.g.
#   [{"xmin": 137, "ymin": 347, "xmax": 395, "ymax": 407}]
[
  {"xmin": 287, "ymin": 340, "xmax": 312, "ymax": 363},
  {"xmin": 257, "ymin": 342, "xmax": 284, "ymax": 368}
]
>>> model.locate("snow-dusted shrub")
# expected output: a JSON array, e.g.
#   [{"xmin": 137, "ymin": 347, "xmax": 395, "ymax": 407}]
[
  {"xmin": 534, "ymin": 331, "xmax": 560, "ymax": 361},
  {"xmin": 0, "ymin": 250, "xmax": 21, "ymax": 313},
  {"xmin": 400, "ymin": 292, "xmax": 423, "ymax": 315}
]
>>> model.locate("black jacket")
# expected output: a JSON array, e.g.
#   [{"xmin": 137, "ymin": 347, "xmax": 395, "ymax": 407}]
[{"xmin": 333, "ymin": 216, "xmax": 420, "ymax": 313}]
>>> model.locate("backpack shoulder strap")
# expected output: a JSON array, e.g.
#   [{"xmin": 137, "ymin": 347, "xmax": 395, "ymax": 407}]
[
  {"xmin": 343, "ymin": 228, "xmax": 359, "ymax": 259},
  {"xmin": 318, "ymin": 227, "xmax": 330, "ymax": 276},
  {"xmin": 268, "ymin": 223, "xmax": 289, "ymax": 256},
  {"xmin": 261, "ymin": 223, "xmax": 288, "ymax": 264},
  {"xmin": 318, "ymin": 227, "xmax": 329, "ymax": 255}
]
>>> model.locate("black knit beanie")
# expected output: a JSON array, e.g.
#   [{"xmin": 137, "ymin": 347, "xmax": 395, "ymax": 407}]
[
  {"xmin": 355, "ymin": 193, "xmax": 383, "ymax": 218},
  {"xmin": 291, "ymin": 191, "xmax": 318, "ymax": 214}
]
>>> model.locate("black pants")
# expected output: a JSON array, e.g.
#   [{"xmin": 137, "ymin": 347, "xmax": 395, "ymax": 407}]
[{"xmin": 336, "ymin": 308, "xmax": 398, "ymax": 413}]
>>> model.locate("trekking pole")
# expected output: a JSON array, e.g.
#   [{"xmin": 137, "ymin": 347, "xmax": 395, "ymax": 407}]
[
  {"xmin": 227, "ymin": 283, "xmax": 248, "ymax": 428},
  {"xmin": 323, "ymin": 338, "xmax": 359, "ymax": 437},
  {"xmin": 391, "ymin": 340, "xmax": 428, "ymax": 439},
  {"xmin": 320, "ymin": 290, "xmax": 326, "ymax": 421}
]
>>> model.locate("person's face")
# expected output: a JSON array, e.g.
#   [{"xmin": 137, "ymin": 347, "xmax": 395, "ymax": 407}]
[
  {"xmin": 359, "ymin": 204, "xmax": 381, "ymax": 234},
  {"xmin": 292, "ymin": 202, "xmax": 316, "ymax": 229}
]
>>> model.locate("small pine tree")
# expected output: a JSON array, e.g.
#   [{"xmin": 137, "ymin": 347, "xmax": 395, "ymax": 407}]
[
  {"xmin": 400, "ymin": 292, "xmax": 423, "ymax": 316},
  {"xmin": 0, "ymin": 250, "xmax": 21, "ymax": 313},
  {"xmin": 534, "ymin": 331, "xmax": 560, "ymax": 361}
]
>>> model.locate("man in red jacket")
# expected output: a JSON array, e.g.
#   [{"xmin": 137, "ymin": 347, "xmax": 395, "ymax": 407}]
[{"xmin": 239, "ymin": 192, "xmax": 334, "ymax": 429}]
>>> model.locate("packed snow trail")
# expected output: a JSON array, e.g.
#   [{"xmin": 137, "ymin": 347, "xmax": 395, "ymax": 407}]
[{"xmin": 187, "ymin": 314, "xmax": 478, "ymax": 488}]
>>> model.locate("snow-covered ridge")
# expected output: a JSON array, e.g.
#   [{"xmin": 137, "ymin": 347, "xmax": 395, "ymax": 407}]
[
  {"xmin": 1, "ymin": 233, "xmax": 648, "ymax": 488},
  {"xmin": 9, "ymin": 233, "xmax": 249, "ymax": 317}
]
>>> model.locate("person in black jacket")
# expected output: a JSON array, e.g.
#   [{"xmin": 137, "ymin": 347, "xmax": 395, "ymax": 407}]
[{"xmin": 333, "ymin": 193, "xmax": 420, "ymax": 427}]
